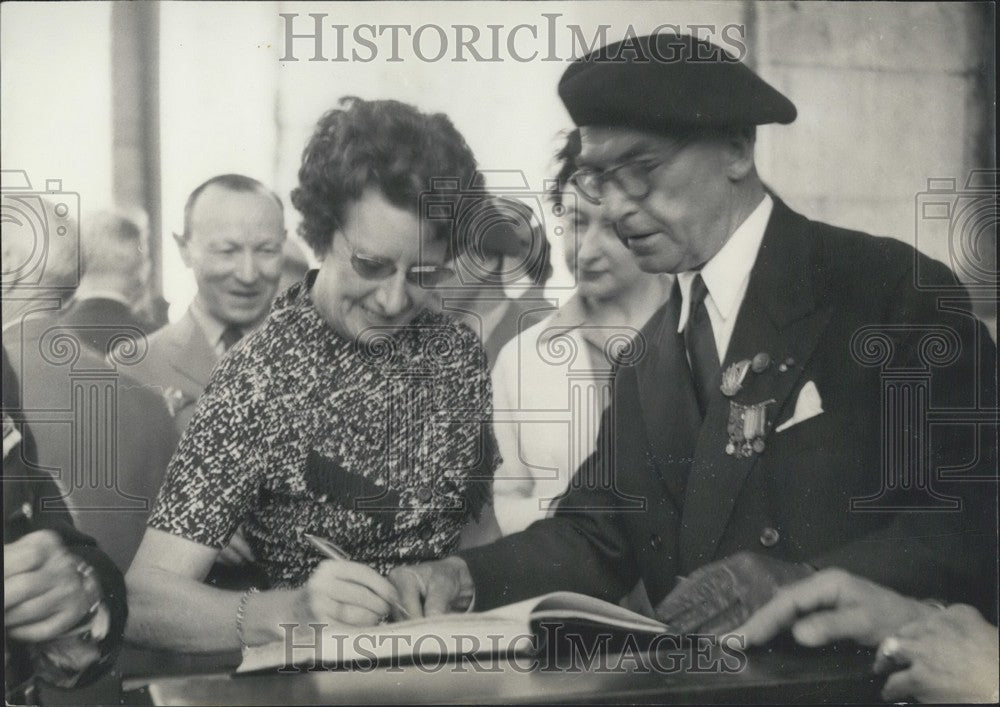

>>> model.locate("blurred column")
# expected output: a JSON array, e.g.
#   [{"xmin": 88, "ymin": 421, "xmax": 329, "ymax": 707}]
[{"xmin": 110, "ymin": 2, "xmax": 162, "ymax": 297}]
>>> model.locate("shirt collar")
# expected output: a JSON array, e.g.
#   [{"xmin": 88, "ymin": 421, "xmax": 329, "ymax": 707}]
[
  {"xmin": 188, "ymin": 296, "xmax": 234, "ymax": 350},
  {"xmin": 537, "ymin": 294, "xmax": 589, "ymax": 345},
  {"xmin": 677, "ymin": 194, "xmax": 773, "ymax": 332}
]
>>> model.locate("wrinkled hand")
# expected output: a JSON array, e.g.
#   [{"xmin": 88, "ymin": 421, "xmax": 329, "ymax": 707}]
[
  {"xmin": 875, "ymin": 604, "xmax": 999, "ymax": 703},
  {"xmin": 654, "ymin": 551, "xmax": 813, "ymax": 635},
  {"xmin": 217, "ymin": 525, "xmax": 255, "ymax": 566},
  {"xmin": 4, "ymin": 531, "xmax": 101, "ymax": 643},
  {"xmin": 734, "ymin": 568, "xmax": 934, "ymax": 648},
  {"xmin": 291, "ymin": 559, "xmax": 401, "ymax": 627},
  {"xmin": 388, "ymin": 557, "xmax": 475, "ymax": 619}
]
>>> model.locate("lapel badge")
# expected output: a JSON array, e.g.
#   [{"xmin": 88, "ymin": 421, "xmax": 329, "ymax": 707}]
[
  {"xmin": 726, "ymin": 398, "xmax": 776, "ymax": 458},
  {"xmin": 720, "ymin": 359, "xmax": 751, "ymax": 397},
  {"xmin": 751, "ymin": 352, "xmax": 771, "ymax": 373}
]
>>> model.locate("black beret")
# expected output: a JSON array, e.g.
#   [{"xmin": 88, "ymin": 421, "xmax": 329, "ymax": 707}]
[{"xmin": 559, "ymin": 33, "xmax": 796, "ymax": 132}]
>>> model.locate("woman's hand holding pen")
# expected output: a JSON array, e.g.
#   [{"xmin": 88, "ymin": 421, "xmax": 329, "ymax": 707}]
[
  {"xmin": 288, "ymin": 559, "xmax": 404, "ymax": 628},
  {"xmin": 241, "ymin": 534, "xmax": 411, "ymax": 646}
]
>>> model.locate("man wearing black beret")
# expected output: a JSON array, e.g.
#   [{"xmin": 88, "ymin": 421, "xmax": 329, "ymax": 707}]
[{"xmin": 392, "ymin": 33, "xmax": 997, "ymax": 640}]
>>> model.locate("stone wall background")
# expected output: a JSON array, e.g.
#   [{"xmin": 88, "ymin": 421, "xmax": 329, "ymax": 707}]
[{"xmin": 2, "ymin": 1, "xmax": 994, "ymax": 331}]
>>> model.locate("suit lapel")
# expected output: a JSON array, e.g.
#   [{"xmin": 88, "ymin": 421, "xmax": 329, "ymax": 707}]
[
  {"xmin": 679, "ymin": 200, "xmax": 834, "ymax": 571},
  {"xmin": 165, "ymin": 312, "xmax": 218, "ymax": 390}
]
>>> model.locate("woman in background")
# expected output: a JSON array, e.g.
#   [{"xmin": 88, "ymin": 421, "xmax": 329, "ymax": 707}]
[
  {"xmin": 491, "ymin": 129, "xmax": 673, "ymax": 536},
  {"xmin": 126, "ymin": 98, "xmax": 499, "ymax": 654}
]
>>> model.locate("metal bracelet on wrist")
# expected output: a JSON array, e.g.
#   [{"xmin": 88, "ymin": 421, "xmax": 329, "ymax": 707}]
[{"xmin": 236, "ymin": 587, "xmax": 260, "ymax": 652}]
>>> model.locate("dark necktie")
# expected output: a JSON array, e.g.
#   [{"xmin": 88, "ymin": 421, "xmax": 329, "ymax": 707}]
[
  {"xmin": 220, "ymin": 325, "xmax": 244, "ymax": 352},
  {"xmin": 684, "ymin": 273, "xmax": 720, "ymax": 417}
]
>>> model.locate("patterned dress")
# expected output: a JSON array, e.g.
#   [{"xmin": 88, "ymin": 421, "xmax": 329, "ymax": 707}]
[{"xmin": 148, "ymin": 273, "xmax": 500, "ymax": 588}]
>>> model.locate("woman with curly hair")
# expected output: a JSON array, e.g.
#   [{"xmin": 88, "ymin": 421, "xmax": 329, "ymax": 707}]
[{"xmin": 126, "ymin": 98, "xmax": 499, "ymax": 653}]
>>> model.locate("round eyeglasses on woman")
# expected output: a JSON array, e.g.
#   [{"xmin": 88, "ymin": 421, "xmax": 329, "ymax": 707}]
[
  {"xmin": 339, "ymin": 228, "xmax": 456, "ymax": 287},
  {"xmin": 349, "ymin": 251, "xmax": 455, "ymax": 287}
]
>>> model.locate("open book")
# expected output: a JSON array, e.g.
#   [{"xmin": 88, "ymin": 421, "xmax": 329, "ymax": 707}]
[{"xmin": 238, "ymin": 592, "xmax": 667, "ymax": 674}]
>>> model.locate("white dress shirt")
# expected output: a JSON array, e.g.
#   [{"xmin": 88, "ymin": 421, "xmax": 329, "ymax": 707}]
[
  {"xmin": 676, "ymin": 194, "xmax": 773, "ymax": 362},
  {"xmin": 188, "ymin": 298, "xmax": 241, "ymax": 358}
]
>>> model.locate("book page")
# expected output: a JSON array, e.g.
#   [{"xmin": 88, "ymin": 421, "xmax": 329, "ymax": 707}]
[{"xmin": 238, "ymin": 591, "xmax": 664, "ymax": 673}]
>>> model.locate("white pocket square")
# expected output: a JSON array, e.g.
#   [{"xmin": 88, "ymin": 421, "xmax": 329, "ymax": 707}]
[{"xmin": 775, "ymin": 380, "xmax": 824, "ymax": 433}]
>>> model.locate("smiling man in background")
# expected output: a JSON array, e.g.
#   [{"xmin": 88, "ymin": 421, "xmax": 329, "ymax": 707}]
[{"xmin": 131, "ymin": 174, "xmax": 286, "ymax": 434}]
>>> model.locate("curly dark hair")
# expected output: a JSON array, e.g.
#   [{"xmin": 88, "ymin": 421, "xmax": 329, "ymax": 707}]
[{"xmin": 291, "ymin": 97, "xmax": 479, "ymax": 258}]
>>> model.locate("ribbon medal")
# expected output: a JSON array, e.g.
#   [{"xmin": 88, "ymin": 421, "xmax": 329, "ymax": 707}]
[{"xmin": 726, "ymin": 398, "xmax": 776, "ymax": 458}]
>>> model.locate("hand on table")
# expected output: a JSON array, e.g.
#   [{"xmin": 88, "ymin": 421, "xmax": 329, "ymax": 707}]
[
  {"xmin": 388, "ymin": 557, "xmax": 475, "ymax": 619},
  {"xmin": 4, "ymin": 530, "xmax": 102, "ymax": 643},
  {"xmin": 734, "ymin": 568, "xmax": 935, "ymax": 648},
  {"xmin": 654, "ymin": 551, "xmax": 814, "ymax": 635},
  {"xmin": 291, "ymin": 559, "xmax": 403, "ymax": 627},
  {"xmin": 875, "ymin": 604, "xmax": 999, "ymax": 703}
]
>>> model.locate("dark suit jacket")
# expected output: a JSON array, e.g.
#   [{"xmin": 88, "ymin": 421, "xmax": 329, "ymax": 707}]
[
  {"xmin": 57, "ymin": 296, "xmax": 151, "ymax": 358},
  {"xmin": 461, "ymin": 198, "xmax": 998, "ymax": 618},
  {"xmin": 128, "ymin": 310, "xmax": 219, "ymax": 434},
  {"xmin": 3, "ymin": 351, "xmax": 128, "ymax": 694},
  {"xmin": 3, "ymin": 317, "xmax": 179, "ymax": 571}
]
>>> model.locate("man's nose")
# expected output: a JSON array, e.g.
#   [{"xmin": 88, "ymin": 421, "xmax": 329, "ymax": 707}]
[
  {"xmin": 601, "ymin": 187, "xmax": 636, "ymax": 248},
  {"xmin": 375, "ymin": 272, "xmax": 412, "ymax": 318},
  {"xmin": 599, "ymin": 182, "xmax": 636, "ymax": 227},
  {"xmin": 233, "ymin": 251, "xmax": 259, "ymax": 283}
]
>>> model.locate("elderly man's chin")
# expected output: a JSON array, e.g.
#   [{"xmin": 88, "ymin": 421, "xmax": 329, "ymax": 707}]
[
  {"xmin": 622, "ymin": 233, "xmax": 685, "ymax": 274},
  {"xmin": 631, "ymin": 250, "xmax": 684, "ymax": 275}
]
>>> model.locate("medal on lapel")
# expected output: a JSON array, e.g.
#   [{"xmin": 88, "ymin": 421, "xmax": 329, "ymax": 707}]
[
  {"xmin": 726, "ymin": 398, "xmax": 776, "ymax": 457},
  {"xmin": 722, "ymin": 352, "xmax": 779, "ymax": 457},
  {"xmin": 720, "ymin": 359, "xmax": 751, "ymax": 397}
]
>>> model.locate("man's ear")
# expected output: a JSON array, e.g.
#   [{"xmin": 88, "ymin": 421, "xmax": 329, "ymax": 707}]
[
  {"xmin": 723, "ymin": 127, "xmax": 756, "ymax": 182},
  {"xmin": 174, "ymin": 232, "xmax": 194, "ymax": 268}
]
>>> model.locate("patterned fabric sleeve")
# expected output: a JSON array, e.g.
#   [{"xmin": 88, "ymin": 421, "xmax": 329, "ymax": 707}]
[{"xmin": 147, "ymin": 362, "xmax": 270, "ymax": 548}]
